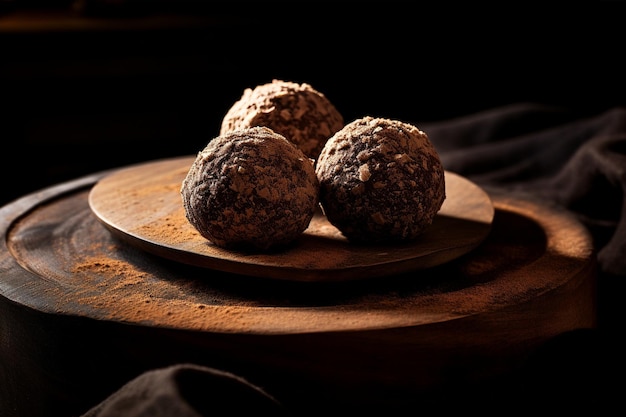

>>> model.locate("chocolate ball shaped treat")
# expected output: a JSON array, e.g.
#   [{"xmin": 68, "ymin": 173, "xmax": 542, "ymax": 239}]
[
  {"xmin": 181, "ymin": 126, "xmax": 319, "ymax": 251},
  {"xmin": 220, "ymin": 79, "xmax": 344, "ymax": 160},
  {"xmin": 315, "ymin": 116, "xmax": 446, "ymax": 243}
]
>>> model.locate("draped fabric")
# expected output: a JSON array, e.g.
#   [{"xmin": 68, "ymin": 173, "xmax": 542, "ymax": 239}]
[
  {"xmin": 424, "ymin": 103, "xmax": 626, "ymax": 278},
  {"xmin": 81, "ymin": 364, "xmax": 289, "ymax": 417}
]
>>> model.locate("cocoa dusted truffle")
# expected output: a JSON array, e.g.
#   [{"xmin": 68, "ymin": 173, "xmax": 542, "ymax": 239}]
[
  {"xmin": 315, "ymin": 116, "xmax": 446, "ymax": 243},
  {"xmin": 181, "ymin": 126, "xmax": 319, "ymax": 251},
  {"xmin": 220, "ymin": 79, "xmax": 344, "ymax": 160}
]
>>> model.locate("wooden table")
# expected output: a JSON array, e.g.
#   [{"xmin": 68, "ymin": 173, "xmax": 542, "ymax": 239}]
[{"xmin": 0, "ymin": 158, "xmax": 597, "ymax": 416}]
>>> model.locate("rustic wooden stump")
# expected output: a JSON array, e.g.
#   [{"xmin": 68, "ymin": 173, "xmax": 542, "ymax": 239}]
[{"xmin": 0, "ymin": 157, "xmax": 596, "ymax": 416}]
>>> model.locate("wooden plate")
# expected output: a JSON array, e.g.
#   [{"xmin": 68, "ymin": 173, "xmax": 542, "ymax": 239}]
[{"xmin": 88, "ymin": 156, "xmax": 494, "ymax": 282}]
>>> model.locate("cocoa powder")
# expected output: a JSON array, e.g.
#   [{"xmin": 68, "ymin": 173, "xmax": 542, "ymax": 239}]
[
  {"xmin": 71, "ymin": 253, "xmax": 267, "ymax": 331},
  {"xmin": 134, "ymin": 208, "xmax": 200, "ymax": 245}
]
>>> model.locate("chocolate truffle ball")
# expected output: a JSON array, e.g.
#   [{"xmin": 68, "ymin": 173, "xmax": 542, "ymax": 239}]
[
  {"xmin": 181, "ymin": 126, "xmax": 319, "ymax": 251},
  {"xmin": 315, "ymin": 116, "xmax": 446, "ymax": 243},
  {"xmin": 220, "ymin": 79, "xmax": 344, "ymax": 160}
]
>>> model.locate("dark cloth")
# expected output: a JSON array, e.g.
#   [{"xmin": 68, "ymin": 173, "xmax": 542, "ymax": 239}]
[
  {"xmin": 81, "ymin": 364, "xmax": 289, "ymax": 417},
  {"xmin": 83, "ymin": 103, "xmax": 626, "ymax": 416},
  {"xmin": 424, "ymin": 103, "xmax": 626, "ymax": 278}
]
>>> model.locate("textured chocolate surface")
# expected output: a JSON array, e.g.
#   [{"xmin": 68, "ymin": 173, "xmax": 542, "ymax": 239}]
[
  {"xmin": 220, "ymin": 79, "xmax": 344, "ymax": 160},
  {"xmin": 181, "ymin": 126, "xmax": 319, "ymax": 251},
  {"xmin": 315, "ymin": 116, "xmax": 446, "ymax": 243}
]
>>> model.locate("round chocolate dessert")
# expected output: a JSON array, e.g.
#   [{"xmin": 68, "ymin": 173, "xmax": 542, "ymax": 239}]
[
  {"xmin": 315, "ymin": 116, "xmax": 446, "ymax": 243},
  {"xmin": 181, "ymin": 126, "xmax": 319, "ymax": 251},
  {"xmin": 220, "ymin": 79, "xmax": 344, "ymax": 160}
]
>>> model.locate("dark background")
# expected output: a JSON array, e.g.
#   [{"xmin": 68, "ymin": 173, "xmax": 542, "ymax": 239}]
[{"xmin": 1, "ymin": 0, "xmax": 625, "ymax": 206}]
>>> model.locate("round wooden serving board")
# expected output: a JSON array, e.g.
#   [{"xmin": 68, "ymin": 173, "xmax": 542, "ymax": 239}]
[
  {"xmin": 0, "ymin": 158, "xmax": 597, "ymax": 416},
  {"xmin": 87, "ymin": 156, "xmax": 494, "ymax": 282}
]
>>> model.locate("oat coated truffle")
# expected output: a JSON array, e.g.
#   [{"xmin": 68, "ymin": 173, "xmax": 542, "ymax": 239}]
[
  {"xmin": 315, "ymin": 116, "xmax": 446, "ymax": 243},
  {"xmin": 220, "ymin": 79, "xmax": 344, "ymax": 160},
  {"xmin": 181, "ymin": 126, "xmax": 319, "ymax": 251}
]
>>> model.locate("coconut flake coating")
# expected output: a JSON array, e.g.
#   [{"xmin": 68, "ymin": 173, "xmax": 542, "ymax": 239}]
[
  {"xmin": 181, "ymin": 126, "xmax": 319, "ymax": 251},
  {"xmin": 220, "ymin": 79, "xmax": 344, "ymax": 160},
  {"xmin": 315, "ymin": 116, "xmax": 446, "ymax": 243}
]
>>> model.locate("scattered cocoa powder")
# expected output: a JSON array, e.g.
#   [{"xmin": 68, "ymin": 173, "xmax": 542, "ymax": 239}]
[
  {"xmin": 70, "ymin": 253, "xmax": 269, "ymax": 332},
  {"xmin": 133, "ymin": 208, "xmax": 201, "ymax": 246},
  {"xmin": 65, "ymin": 244, "xmax": 553, "ymax": 334}
]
